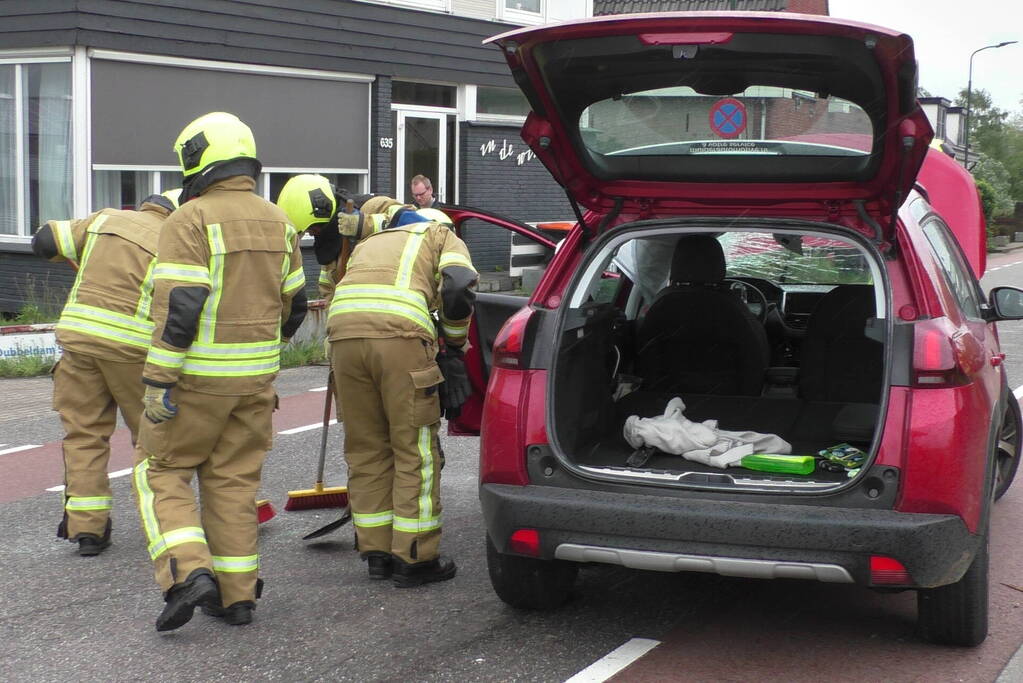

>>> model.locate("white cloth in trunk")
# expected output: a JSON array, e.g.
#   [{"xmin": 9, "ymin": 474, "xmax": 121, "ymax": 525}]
[{"xmin": 623, "ymin": 397, "xmax": 792, "ymax": 468}]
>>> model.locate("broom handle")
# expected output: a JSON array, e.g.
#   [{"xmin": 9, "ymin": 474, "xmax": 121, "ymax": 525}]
[{"xmin": 316, "ymin": 370, "xmax": 333, "ymax": 484}]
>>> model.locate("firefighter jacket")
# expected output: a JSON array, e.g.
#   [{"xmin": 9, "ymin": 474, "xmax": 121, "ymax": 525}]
[
  {"xmin": 143, "ymin": 176, "xmax": 306, "ymax": 396},
  {"xmin": 32, "ymin": 202, "xmax": 172, "ymax": 363},
  {"xmin": 326, "ymin": 220, "xmax": 477, "ymax": 349}
]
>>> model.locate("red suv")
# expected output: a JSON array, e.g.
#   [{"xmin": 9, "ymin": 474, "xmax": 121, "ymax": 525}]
[{"xmin": 443, "ymin": 13, "xmax": 1023, "ymax": 646}]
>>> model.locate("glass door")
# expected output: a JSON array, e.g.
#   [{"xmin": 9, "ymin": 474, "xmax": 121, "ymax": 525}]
[{"xmin": 395, "ymin": 110, "xmax": 446, "ymax": 205}]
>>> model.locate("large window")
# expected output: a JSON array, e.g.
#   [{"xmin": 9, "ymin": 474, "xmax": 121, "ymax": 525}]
[
  {"xmin": 0, "ymin": 60, "xmax": 72, "ymax": 236},
  {"xmin": 477, "ymin": 86, "xmax": 531, "ymax": 119},
  {"xmin": 91, "ymin": 169, "xmax": 366, "ymax": 212}
]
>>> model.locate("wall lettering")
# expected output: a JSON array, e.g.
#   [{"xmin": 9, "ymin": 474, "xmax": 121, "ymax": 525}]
[{"xmin": 480, "ymin": 139, "xmax": 536, "ymax": 166}]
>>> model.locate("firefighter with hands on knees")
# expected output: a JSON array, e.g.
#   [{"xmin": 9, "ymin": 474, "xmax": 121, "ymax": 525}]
[
  {"xmin": 133, "ymin": 112, "xmax": 308, "ymax": 632},
  {"xmin": 32, "ymin": 189, "xmax": 180, "ymax": 557},
  {"xmin": 322, "ymin": 195, "xmax": 476, "ymax": 586}
]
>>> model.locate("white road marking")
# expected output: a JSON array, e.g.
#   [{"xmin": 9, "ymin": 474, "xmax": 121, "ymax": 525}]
[
  {"xmin": 46, "ymin": 468, "xmax": 135, "ymax": 492},
  {"xmin": 1014, "ymin": 384, "xmax": 1023, "ymax": 401},
  {"xmin": 309, "ymin": 386, "xmax": 328, "ymax": 392},
  {"xmin": 564, "ymin": 638, "xmax": 661, "ymax": 683},
  {"xmin": 0, "ymin": 444, "xmax": 42, "ymax": 456},
  {"xmin": 278, "ymin": 420, "xmax": 336, "ymax": 435}
]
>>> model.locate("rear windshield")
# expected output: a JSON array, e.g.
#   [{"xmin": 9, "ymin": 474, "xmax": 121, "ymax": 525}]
[{"xmin": 583, "ymin": 86, "xmax": 873, "ymax": 158}]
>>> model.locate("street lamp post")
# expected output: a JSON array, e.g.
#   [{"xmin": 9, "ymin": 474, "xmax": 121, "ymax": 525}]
[{"xmin": 963, "ymin": 40, "xmax": 1018, "ymax": 170}]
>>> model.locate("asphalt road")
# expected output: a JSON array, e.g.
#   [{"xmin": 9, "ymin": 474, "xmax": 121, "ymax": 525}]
[{"xmin": 1, "ymin": 252, "xmax": 1022, "ymax": 682}]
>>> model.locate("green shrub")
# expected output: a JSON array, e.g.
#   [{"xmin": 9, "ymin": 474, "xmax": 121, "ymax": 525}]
[
  {"xmin": 280, "ymin": 338, "xmax": 328, "ymax": 369},
  {"xmin": 0, "ymin": 354, "xmax": 55, "ymax": 378}
]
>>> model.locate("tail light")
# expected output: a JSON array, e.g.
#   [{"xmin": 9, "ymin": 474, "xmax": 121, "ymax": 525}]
[
  {"xmin": 912, "ymin": 317, "xmax": 971, "ymax": 388},
  {"xmin": 509, "ymin": 529, "xmax": 541, "ymax": 557},
  {"xmin": 870, "ymin": 555, "xmax": 914, "ymax": 586},
  {"xmin": 492, "ymin": 306, "xmax": 534, "ymax": 370}
]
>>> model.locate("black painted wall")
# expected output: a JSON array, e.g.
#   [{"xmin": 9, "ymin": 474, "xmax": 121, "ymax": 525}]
[
  {"xmin": 458, "ymin": 122, "xmax": 573, "ymax": 271},
  {"xmin": 0, "ymin": 0, "xmax": 518, "ymax": 88}
]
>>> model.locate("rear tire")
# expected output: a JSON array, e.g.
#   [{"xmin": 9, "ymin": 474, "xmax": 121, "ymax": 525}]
[
  {"xmin": 916, "ymin": 535, "xmax": 989, "ymax": 646},
  {"xmin": 994, "ymin": 395, "xmax": 1021, "ymax": 501},
  {"xmin": 485, "ymin": 534, "xmax": 577, "ymax": 610}
]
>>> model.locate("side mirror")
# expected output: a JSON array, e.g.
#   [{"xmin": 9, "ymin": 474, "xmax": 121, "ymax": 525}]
[{"xmin": 989, "ymin": 286, "xmax": 1023, "ymax": 320}]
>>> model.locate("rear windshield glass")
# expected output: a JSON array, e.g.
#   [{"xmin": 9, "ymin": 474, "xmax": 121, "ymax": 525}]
[
  {"xmin": 576, "ymin": 230, "xmax": 874, "ymax": 313},
  {"xmin": 582, "ymin": 86, "xmax": 873, "ymax": 158}
]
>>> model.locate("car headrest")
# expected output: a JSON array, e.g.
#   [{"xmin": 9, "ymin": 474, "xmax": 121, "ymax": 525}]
[{"xmin": 670, "ymin": 235, "xmax": 726, "ymax": 284}]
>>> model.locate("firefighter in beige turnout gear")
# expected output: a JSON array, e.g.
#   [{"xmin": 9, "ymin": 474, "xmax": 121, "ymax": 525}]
[
  {"xmin": 32, "ymin": 191, "xmax": 179, "ymax": 556},
  {"xmin": 133, "ymin": 112, "xmax": 307, "ymax": 631},
  {"xmin": 326, "ymin": 199, "xmax": 476, "ymax": 586}
]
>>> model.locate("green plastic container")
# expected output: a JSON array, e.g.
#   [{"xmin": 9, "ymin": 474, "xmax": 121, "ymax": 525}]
[{"xmin": 740, "ymin": 453, "xmax": 815, "ymax": 475}]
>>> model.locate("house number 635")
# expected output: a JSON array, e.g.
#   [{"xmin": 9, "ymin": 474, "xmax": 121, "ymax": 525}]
[{"xmin": 379, "ymin": 137, "xmax": 394, "ymax": 148}]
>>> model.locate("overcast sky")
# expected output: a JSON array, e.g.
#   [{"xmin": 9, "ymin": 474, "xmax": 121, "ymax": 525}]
[{"xmin": 829, "ymin": 0, "xmax": 1022, "ymax": 114}]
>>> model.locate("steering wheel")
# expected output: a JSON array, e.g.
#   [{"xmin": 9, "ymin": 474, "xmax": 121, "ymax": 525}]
[{"xmin": 723, "ymin": 278, "xmax": 769, "ymax": 324}]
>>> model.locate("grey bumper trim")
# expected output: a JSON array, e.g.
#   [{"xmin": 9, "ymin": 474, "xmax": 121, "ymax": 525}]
[{"xmin": 555, "ymin": 543, "xmax": 854, "ymax": 583}]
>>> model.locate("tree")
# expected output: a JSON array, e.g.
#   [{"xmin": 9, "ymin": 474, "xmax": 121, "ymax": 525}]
[
  {"xmin": 971, "ymin": 155, "xmax": 1015, "ymax": 218},
  {"xmin": 957, "ymin": 88, "xmax": 1023, "ymax": 203},
  {"xmin": 975, "ymin": 179, "xmax": 997, "ymax": 229}
]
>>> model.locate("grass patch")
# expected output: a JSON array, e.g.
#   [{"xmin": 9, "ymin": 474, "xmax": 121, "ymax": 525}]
[
  {"xmin": 280, "ymin": 338, "xmax": 328, "ymax": 369},
  {"xmin": 0, "ymin": 355, "xmax": 55, "ymax": 378},
  {"xmin": 4, "ymin": 274, "xmax": 65, "ymax": 324}
]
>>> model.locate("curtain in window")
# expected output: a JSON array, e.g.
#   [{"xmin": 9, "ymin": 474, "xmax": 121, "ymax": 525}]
[
  {"xmin": 32, "ymin": 63, "xmax": 72, "ymax": 228},
  {"xmin": 0, "ymin": 67, "xmax": 16, "ymax": 235}
]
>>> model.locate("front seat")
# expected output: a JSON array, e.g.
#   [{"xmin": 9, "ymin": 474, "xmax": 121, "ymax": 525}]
[
  {"xmin": 799, "ymin": 284, "xmax": 882, "ymax": 403},
  {"xmin": 635, "ymin": 235, "xmax": 770, "ymax": 396}
]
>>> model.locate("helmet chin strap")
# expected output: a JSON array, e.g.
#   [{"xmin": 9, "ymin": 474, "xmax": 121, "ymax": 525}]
[{"xmin": 182, "ymin": 158, "xmax": 263, "ymax": 201}]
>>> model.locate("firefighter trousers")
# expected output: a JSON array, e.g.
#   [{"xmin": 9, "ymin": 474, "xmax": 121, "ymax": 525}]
[
  {"xmin": 332, "ymin": 337, "xmax": 445, "ymax": 564},
  {"xmin": 133, "ymin": 384, "xmax": 275, "ymax": 607},
  {"xmin": 53, "ymin": 349, "xmax": 145, "ymax": 539}
]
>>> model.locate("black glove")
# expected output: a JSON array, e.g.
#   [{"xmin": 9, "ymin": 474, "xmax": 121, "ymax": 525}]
[{"xmin": 436, "ymin": 346, "xmax": 471, "ymax": 420}]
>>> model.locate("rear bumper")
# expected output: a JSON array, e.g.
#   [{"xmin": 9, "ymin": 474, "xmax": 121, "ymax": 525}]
[{"xmin": 479, "ymin": 483, "xmax": 978, "ymax": 587}]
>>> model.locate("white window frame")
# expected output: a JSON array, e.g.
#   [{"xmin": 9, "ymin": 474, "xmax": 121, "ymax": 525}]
[
  {"xmin": 465, "ymin": 84, "xmax": 529, "ymax": 124},
  {"xmin": 497, "ymin": 0, "xmax": 547, "ymax": 25},
  {"xmin": 352, "ymin": 0, "xmax": 452, "ymax": 13},
  {"xmin": 0, "ymin": 50, "xmax": 75, "ymax": 242}
]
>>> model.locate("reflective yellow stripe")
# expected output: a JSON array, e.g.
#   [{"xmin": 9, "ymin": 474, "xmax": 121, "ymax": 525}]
[
  {"xmin": 282, "ymin": 267, "xmax": 305, "ymax": 294},
  {"xmin": 53, "ymin": 220, "xmax": 77, "ymax": 262},
  {"xmin": 182, "ymin": 357, "xmax": 280, "ymax": 376},
  {"xmin": 147, "ymin": 347, "xmax": 186, "ymax": 369},
  {"xmin": 154, "ymin": 263, "xmax": 212, "ymax": 285},
  {"xmin": 200, "ymin": 224, "xmax": 226, "ymax": 343},
  {"xmin": 438, "ymin": 252, "xmax": 475, "ymax": 271},
  {"xmin": 395, "ymin": 231, "xmax": 427, "ymax": 289},
  {"xmin": 328, "ymin": 301, "xmax": 435, "ymax": 335},
  {"xmin": 352, "ymin": 510, "xmax": 394, "ymax": 528},
  {"xmin": 188, "ymin": 340, "xmax": 282, "ymax": 357},
  {"xmin": 212, "ymin": 554, "xmax": 259, "ymax": 573},
  {"xmin": 67, "ymin": 217, "xmax": 106, "ymax": 303},
  {"xmin": 393, "ymin": 425, "xmax": 441, "ymax": 534},
  {"xmin": 136, "ymin": 258, "xmax": 157, "ymax": 320},
  {"xmin": 133, "ymin": 459, "xmax": 162, "ymax": 548},
  {"xmin": 63, "ymin": 303, "xmax": 154, "ymax": 334},
  {"xmin": 148, "ymin": 526, "xmax": 207, "ymax": 561},
  {"xmin": 318, "ymin": 269, "xmax": 333, "ymax": 286},
  {"xmin": 57, "ymin": 319, "xmax": 152, "ymax": 348},
  {"xmin": 333, "ymin": 284, "xmax": 430, "ymax": 314},
  {"xmin": 65, "ymin": 496, "xmax": 113, "ymax": 511},
  {"xmin": 440, "ymin": 321, "xmax": 468, "ymax": 338},
  {"xmin": 393, "ymin": 516, "xmax": 441, "ymax": 533}
]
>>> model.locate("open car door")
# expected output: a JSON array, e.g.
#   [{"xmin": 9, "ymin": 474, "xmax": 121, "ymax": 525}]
[{"xmin": 437, "ymin": 205, "xmax": 558, "ymax": 435}]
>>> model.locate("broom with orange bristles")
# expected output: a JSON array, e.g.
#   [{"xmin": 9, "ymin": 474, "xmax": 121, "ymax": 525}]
[{"xmin": 285, "ymin": 370, "xmax": 349, "ymax": 510}]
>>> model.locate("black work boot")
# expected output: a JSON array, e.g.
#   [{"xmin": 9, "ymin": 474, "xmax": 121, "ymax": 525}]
[
  {"xmin": 76, "ymin": 520, "xmax": 112, "ymax": 557},
  {"xmin": 156, "ymin": 569, "xmax": 220, "ymax": 632},
  {"xmin": 392, "ymin": 555, "xmax": 457, "ymax": 588},
  {"xmin": 202, "ymin": 601, "xmax": 255, "ymax": 626},
  {"xmin": 361, "ymin": 551, "xmax": 394, "ymax": 580}
]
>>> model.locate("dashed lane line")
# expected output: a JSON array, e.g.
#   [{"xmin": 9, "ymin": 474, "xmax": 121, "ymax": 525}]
[
  {"xmin": 278, "ymin": 419, "xmax": 337, "ymax": 435},
  {"xmin": 564, "ymin": 638, "xmax": 661, "ymax": 683},
  {"xmin": 45, "ymin": 468, "xmax": 133, "ymax": 493},
  {"xmin": 309, "ymin": 386, "xmax": 328, "ymax": 392},
  {"xmin": 0, "ymin": 444, "xmax": 42, "ymax": 457},
  {"xmin": 1015, "ymin": 384, "xmax": 1023, "ymax": 401}
]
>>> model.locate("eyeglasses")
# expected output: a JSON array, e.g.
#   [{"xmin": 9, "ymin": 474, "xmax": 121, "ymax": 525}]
[{"xmin": 412, "ymin": 189, "xmax": 431, "ymax": 198}]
